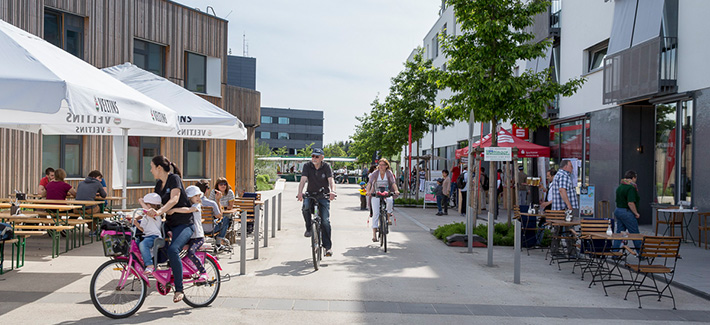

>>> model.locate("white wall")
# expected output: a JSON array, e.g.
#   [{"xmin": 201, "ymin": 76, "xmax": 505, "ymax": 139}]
[
  {"xmin": 676, "ymin": 0, "xmax": 710, "ymax": 93},
  {"xmin": 206, "ymin": 56, "xmax": 221, "ymax": 97},
  {"xmin": 557, "ymin": 0, "xmax": 615, "ymax": 118}
]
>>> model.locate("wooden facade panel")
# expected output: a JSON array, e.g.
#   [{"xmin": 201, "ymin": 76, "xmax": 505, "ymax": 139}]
[{"xmin": 224, "ymin": 85, "xmax": 261, "ymax": 127}]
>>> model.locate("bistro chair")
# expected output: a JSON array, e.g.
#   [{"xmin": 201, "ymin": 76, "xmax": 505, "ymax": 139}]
[
  {"xmin": 597, "ymin": 200, "xmax": 610, "ymax": 219},
  {"xmin": 699, "ymin": 212, "xmax": 710, "ymax": 249},
  {"xmin": 623, "ymin": 236, "xmax": 682, "ymax": 310},
  {"xmin": 544, "ymin": 212, "xmax": 576, "ymax": 269},
  {"xmin": 654, "ymin": 205, "xmax": 683, "ymax": 239},
  {"xmin": 519, "ymin": 211, "xmax": 544, "ymax": 256},
  {"xmin": 571, "ymin": 218, "xmax": 612, "ymax": 278}
]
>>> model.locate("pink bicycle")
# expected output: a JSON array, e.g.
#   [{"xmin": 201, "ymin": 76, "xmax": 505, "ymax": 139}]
[{"xmin": 89, "ymin": 218, "xmax": 223, "ymax": 318}]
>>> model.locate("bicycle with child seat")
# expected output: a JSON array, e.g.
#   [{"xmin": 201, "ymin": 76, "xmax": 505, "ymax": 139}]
[
  {"xmin": 89, "ymin": 210, "xmax": 224, "ymax": 319},
  {"xmin": 375, "ymin": 188, "xmax": 394, "ymax": 253}
]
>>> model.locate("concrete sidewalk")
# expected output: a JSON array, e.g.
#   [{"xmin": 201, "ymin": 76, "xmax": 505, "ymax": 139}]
[{"xmin": 1, "ymin": 182, "xmax": 709, "ymax": 324}]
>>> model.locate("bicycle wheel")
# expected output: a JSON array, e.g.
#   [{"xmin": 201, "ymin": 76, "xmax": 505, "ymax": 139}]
[
  {"xmin": 379, "ymin": 205, "xmax": 387, "ymax": 249},
  {"xmin": 90, "ymin": 259, "xmax": 146, "ymax": 319},
  {"xmin": 383, "ymin": 215, "xmax": 389, "ymax": 253},
  {"xmin": 183, "ymin": 256, "xmax": 221, "ymax": 307},
  {"xmin": 311, "ymin": 221, "xmax": 319, "ymax": 270}
]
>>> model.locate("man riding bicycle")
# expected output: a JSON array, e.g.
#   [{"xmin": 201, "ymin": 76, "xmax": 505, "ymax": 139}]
[{"xmin": 297, "ymin": 148, "xmax": 336, "ymax": 257}]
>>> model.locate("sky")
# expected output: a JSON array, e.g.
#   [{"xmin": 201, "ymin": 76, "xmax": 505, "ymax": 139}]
[{"xmin": 177, "ymin": 0, "xmax": 442, "ymax": 145}]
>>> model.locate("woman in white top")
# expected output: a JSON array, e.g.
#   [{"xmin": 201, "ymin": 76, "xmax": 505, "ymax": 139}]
[
  {"xmin": 366, "ymin": 158, "xmax": 400, "ymax": 242},
  {"xmin": 539, "ymin": 168, "xmax": 557, "ymax": 210}
]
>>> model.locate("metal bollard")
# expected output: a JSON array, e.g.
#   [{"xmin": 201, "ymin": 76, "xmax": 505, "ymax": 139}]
[
  {"xmin": 240, "ymin": 210, "xmax": 247, "ymax": 275},
  {"xmin": 277, "ymin": 193, "xmax": 282, "ymax": 230},
  {"xmin": 271, "ymin": 197, "xmax": 276, "ymax": 238},
  {"xmin": 264, "ymin": 198, "xmax": 269, "ymax": 247},
  {"xmin": 514, "ymin": 218, "xmax": 521, "ymax": 284},
  {"xmin": 254, "ymin": 201, "xmax": 260, "ymax": 259}
]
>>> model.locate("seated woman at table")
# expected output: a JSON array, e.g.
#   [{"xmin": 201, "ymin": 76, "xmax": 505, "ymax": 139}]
[
  {"xmin": 75, "ymin": 170, "xmax": 107, "ymax": 213},
  {"xmin": 209, "ymin": 177, "xmax": 235, "ymax": 211},
  {"xmin": 45, "ymin": 168, "xmax": 76, "ymax": 200},
  {"xmin": 196, "ymin": 180, "xmax": 230, "ymax": 249},
  {"xmin": 208, "ymin": 177, "xmax": 236, "ymax": 242}
]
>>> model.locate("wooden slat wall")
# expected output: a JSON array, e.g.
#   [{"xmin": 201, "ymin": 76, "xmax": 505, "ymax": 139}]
[
  {"xmin": 223, "ymin": 85, "xmax": 261, "ymax": 193},
  {"xmin": 0, "ymin": 0, "xmax": 249, "ymax": 204}
]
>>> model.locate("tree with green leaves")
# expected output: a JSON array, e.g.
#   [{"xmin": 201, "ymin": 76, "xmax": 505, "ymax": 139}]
[{"xmin": 300, "ymin": 142, "xmax": 315, "ymax": 157}]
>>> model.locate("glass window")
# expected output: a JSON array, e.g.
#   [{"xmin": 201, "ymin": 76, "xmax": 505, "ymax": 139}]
[
  {"xmin": 41, "ymin": 135, "xmax": 82, "ymax": 177},
  {"xmin": 185, "ymin": 52, "xmax": 206, "ymax": 93},
  {"xmin": 278, "ymin": 117, "xmax": 289, "ymax": 124},
  {"xmin": 278, "ymin": 132, "xmax": 289, "ymax": 140},
  {"xmin": 654, "ymin": 103, "xmax": 677, "ymax": 204},
  {"xmin": 127, "ymin": 137, "xmax": 160, "ymax": 185},
  {"xmin": 261, "ymin": 132, "xmax": 271, "ymax": 139},
  {"xmin": 183, "ymin": 140, "xmax": 205, "ymax": 178},
  {"xmin": 43, "ymin": 9, "xmax": 84, "ymax": 59},
  {"xmin": 261, "ymin": 116, "xmax": 272, "ymax": 124},
  {"xmin": 134, "ymin": 39, "xmax": 165, "ymax": 76},
  {"xmin": 432, "ymin": 33, "xmax": 439, "ymax": 58},
  {"xmin": 680, "ymin": 100, "xmax": 692, "ymax": 203},
  {"xmin": 588, "ymin": 48, "xmax": 607, "ymax": 72}
]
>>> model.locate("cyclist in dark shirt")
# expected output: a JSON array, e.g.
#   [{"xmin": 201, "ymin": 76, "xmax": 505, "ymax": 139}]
[
  {"xmin": 297, "ymin": 148, "xmax": 336, "ymax": 257},
  {"xmin": 142, "ymin": 155, "xmax": 193, "ymax": 303}
]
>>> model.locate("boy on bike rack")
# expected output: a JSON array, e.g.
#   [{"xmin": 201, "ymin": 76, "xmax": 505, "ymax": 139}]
[{"xmin": 297, "ymin": 148, "xmax": 336, "ymax": 257}]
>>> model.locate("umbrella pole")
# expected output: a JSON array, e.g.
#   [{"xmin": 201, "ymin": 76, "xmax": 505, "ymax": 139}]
[{"xmin": 122, "ymin": 128, "xmax": 128, "ymax": 210}]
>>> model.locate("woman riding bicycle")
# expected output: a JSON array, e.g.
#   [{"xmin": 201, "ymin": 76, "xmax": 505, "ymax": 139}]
[
  {"xmin": 142, "ymin": 155, "xmax": 194, "ymax": 303},
  {"xmin": 366, "ymin": 158, "xmax": 399, "ymax": 242}
]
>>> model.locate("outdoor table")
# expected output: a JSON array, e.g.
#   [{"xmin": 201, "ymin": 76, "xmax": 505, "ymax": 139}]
[
  {"xmin": 584, "ymin": 232, "xmax": 648, "ymax": 295},
  {"xmin": 0, "ymin": 202, "xmax": 10, "ymax": 209},
  {"xmin": 18, "ymin": 203, "xmax": 81, "ymax": 225},
  {"xmin": 545, "ymin": 219, "xmax": 581, "ymax": 266},
  {"xmin": 99, "ymin": 196, "xmax": 126, "ymax": 213},
  {"xmin": 657, "ymin": 208, "xmax": 697, "ymax": 245}
]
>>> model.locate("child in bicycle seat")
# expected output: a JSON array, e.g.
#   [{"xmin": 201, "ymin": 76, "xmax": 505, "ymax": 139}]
[
  {"xmin": 134, "ymin": 193, "xmax": 163, "ymax": 276},
  {"xmin": 168, "ymin": 185, "xmax": 208, "ymax": 282}
]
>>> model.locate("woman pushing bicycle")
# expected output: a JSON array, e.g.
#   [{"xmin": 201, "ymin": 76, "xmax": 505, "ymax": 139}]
[{"xmin": 366, "ymin": 158, "xmax": 399, "ymax": 242}]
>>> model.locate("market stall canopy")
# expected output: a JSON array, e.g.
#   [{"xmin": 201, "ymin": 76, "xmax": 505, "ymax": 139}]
[
  {"xmin": 103, "ymin": 63, "xmax": 246, "ymax": 140},
  {"xmin": 455, "ymin": 129, "xmax": 550, "ymax": 159},
  {"xmin": 0, "ymin": 19, "xmax": 179, "ymax": 134}
]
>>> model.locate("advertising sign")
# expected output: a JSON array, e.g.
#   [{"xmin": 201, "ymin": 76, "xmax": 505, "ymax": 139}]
[
  {"xmin": 424, "ymin": 180, "xmax": 438, "ymax": 204},
  {"xmin": 579, "ymin": 185, "xmax": 595, "ymax": 218},
  {"xmin": 484, "ymin": 147, "xmax": 512, "ymax": 161}
]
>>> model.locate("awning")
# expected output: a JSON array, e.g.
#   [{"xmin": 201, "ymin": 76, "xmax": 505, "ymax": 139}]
[
  {"xmin": 0, "ymin": 19, "xmax": 179, "ymax": 134},
  {"xmin": 103, "ymin": 63, "xmax": 247, "ymax": 140},
  {"xmin": 455, "ymin": 129, "xmax": 550, "ymax": 159},
  {"xmin": 608, "ymin": 0, "xmax": 665, "ymax": 55}
]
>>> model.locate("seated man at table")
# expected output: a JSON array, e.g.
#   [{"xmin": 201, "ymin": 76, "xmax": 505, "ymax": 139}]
[
  {"xmin": 38, "ymin": 167, "xmax": 55, "ymax": 197},
  {"xmin": 75, "ymin": 170, "xmax": 107, "ymax": 214}
]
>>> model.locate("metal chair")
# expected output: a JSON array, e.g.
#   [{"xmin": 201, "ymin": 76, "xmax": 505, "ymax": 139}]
[
  {"xmin": 654, "ymin": 205, "xmax": 683, "ymax": 238},
  {"xmin": 597, "ymin": 200, "xmax": 610, "ymax": 219},
  {"xmin": 699, "ymin": 212, "xmax": 710, "ymax": 249},
  {"xmin": 624, "ymin": 236, "xmax": 682, "ymax": 310}
]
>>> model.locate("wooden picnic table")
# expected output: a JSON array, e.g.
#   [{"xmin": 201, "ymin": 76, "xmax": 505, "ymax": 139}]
[
  {"xmin": 14, "ymin": 224, "xmax": 74, "ymax": 258},
  {"xmin": 23, "ymin": 199, "xmax": 103, "ymax": 206},
  {"xmin": 0, "ymin": 202, "xmax": 10, "ymax": 209}
]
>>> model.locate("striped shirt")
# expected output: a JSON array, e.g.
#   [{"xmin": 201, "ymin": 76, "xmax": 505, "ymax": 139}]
[{"xmin": 550, "ymin": 169, "xmax": 579, "ymax": 210}]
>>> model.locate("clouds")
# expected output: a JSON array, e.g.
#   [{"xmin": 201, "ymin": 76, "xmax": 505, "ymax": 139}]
[{"xmin": 178, "ymin": 0, "xmax": 440, "ymax": 144}]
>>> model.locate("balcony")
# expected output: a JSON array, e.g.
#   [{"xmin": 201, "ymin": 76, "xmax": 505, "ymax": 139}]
[
  {"xmin": 549, "ymin": 0, "xmax": 561, "ymax": 36},
  {"xmin": 603, "ymin": 37, "xmax": 677, "ymax": 105}
]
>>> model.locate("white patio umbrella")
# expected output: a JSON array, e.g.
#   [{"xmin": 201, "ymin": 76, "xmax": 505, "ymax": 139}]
[
  {"xmin": 0, "ymin": 19, "xmax": 179, "ymax": 134},
  {"xmin": 102, "ymin": 63, "xmax": 247, "ymax": 140},
  {"xmin": 0, "ymin": 19, "xmax": 180, "ymax": 208}
]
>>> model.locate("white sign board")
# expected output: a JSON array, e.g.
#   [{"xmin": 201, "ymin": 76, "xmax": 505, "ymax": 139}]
[{"xmin": 484, "ymin": 147, "xmax": 512, "ymax": 161}]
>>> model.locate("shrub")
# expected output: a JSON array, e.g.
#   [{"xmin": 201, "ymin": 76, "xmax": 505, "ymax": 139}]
[
  {"xmin": 394, "ymin": 198, "xmax": 424, "ymax": 205},
  {"xmin": 255, "ymin": 174, "xmax": 273, "ymax": 191},
  {"xmin": 433, "ymin": 222, "xmax": 466, "ymax": 242}
]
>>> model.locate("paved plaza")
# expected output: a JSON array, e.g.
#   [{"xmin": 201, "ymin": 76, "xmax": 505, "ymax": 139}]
[{"xmin": 1, "ymin": 182, "xmax": 710, "ymax": 324}]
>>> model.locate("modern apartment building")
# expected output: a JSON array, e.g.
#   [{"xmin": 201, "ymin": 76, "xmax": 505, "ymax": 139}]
[
  {"xmin": 411, "ymin": 0, "xmax": 708, "ymax": 233},
  {"xmin": 0, "ymin": 0, "xmax": 261, "ymax": 199},
  {"xmin": 257, "ymin": 107, "xmax": 323, "ymax": 155}
]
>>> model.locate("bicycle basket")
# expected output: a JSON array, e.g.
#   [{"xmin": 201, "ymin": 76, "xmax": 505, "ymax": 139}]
[{"xmin": 100, "ymin": 230, "xmax": 131, "ymax": 257}]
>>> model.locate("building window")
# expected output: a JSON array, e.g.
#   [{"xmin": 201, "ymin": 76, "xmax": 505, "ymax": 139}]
[
  {"xmin": 432, "ymin": 33, "xmax": 439, "ymax": 58},
  {"xmin": 44, "ymin": 9, "xmax": 84, "ymax": 59},
  {"xmin": 183, "ymin": 140, "xmax": 205, "ymax": 178},
  {"xmin": 134, "ymin": 39, "xmax": 165, "ymax": 77},
  {"xmin": 586, "ymin": 40, "xmax": 609, "ymax": 73},
  {"xmin": 42, "ymin": 135, "xmax": 83, "ymax": 178},
  {"xmin": 261, "ymin": 116, "xmax": 272, "ymax": 124},
  {"xmin": 278, "ymin": 132, "xmax": 289, "ymax": 140},
  {"xmin": 127, "ymin": 137, "xmax": 160, "ymax": 185},
  {"xmin": 278, "ymin": 117, "xmax": 289, "ymax": 124},
  {"xmin": 260, "ymin": 132, "xmax": 271, "ymax": 139},
  {"xmin": 185, "ymin": 52, "xmax": 207, "ymax": 93},
  {"xmin": 549, "ymin": 119, "xmax": 591, "ymax": 185},
  {"xmin": 654, "ymin": 99, "xmax": 693, "ymax": 204}
]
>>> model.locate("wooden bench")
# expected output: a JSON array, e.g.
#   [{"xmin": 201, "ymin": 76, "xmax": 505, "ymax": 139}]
[
  {"xmin": 1, "ymin": 238, "xmax": 18, "ymax": 274},
  {"xmin": 232, "ymin": 196, "xmax": 261, "ymax": 237},
  {"xmin": 13, "ymin": 225, "xmax": 74, "ymax": 258}
]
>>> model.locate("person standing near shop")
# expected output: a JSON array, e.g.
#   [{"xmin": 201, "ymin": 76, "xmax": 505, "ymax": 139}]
[
  {"xmin": 459, "ymin": 166, "xmax": 469, "ymax": 216},
  {"xmin": 441, "ymin": 169, "xmax": 451, "ymax": 215},
  {"xmin": 612, "ymin": 170, "xmax": 643, "ymax": 253},
  {"xmin": 450, "ymin": 162, "xmax": 461, "ymax": 208},
  {"xmin": 550, "ymin": 159, "xmax": 579, "ymax": 217},
  {"xmin": 516, "ymin": 166, "xmax": 529, "ymax": 207}
]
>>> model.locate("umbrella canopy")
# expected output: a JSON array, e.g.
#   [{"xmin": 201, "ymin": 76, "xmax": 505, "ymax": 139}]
[
  {"xmin": 455, "ymin": 129, "xmax": 550, "ymax": 159},
  {"xmin": 0, "ymin": 19, "xmax": 179, "ymax": 134},
  {"xmin": 103, "ymin": 63, "xmax": 247, "ymax": 140}
]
